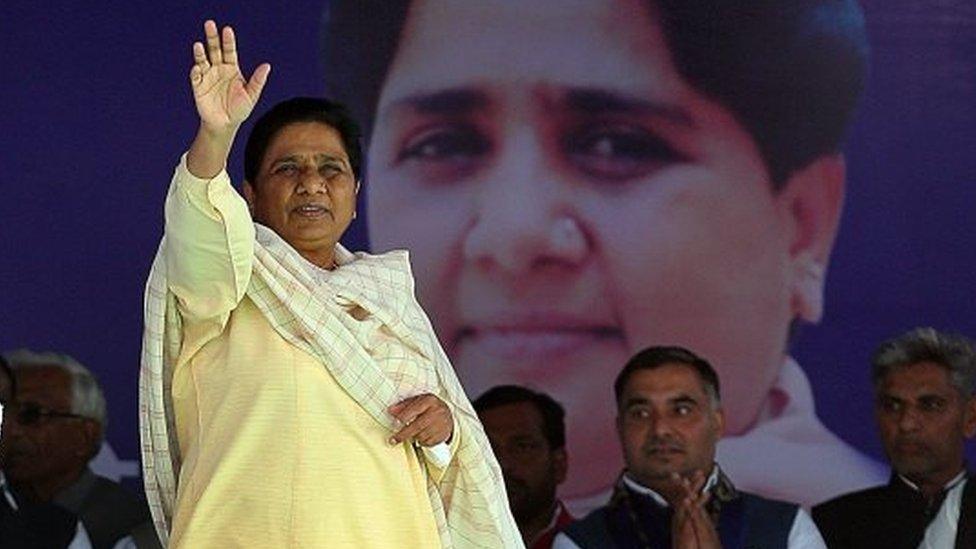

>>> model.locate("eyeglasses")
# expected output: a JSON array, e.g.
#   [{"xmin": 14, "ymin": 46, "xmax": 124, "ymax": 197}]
[{"xmin": 5, "ymin": 402, "xmax": 89, "ymax": 426}]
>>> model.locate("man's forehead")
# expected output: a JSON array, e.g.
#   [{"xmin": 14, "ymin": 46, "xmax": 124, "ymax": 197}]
[
  {"xmin": 882, "ymin": 361, "xmax": 953, "ymax": 384},
  {"xmin": 879, "ymin": 361, "xmax": 957, "ymax": 396},
  {"xmin": 481, "ymin": 401, "xmax": 546, "ymax": 433},
  {"xmin": 14, "ymin": 365, "xmax": 71, "ymax": 398},
  {"xmin": 624, "ymin": 363, "xmax": 709, "ymax": 397}
]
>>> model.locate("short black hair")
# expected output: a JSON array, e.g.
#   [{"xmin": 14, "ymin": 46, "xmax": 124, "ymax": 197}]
[
  {"xmin": 614, "ymin": 346, "xmax": 721, "ymax": 407},
  {"xmin": 473, "ymin": 385, "xmax": 566, "ymax": 450},
  {"xmin": 320, "ymin": 0, "xmax": 868, "ymax": 187},
  {"xmin": 243, "ymin": 97, "xmax": 363, "ymax": 185}
]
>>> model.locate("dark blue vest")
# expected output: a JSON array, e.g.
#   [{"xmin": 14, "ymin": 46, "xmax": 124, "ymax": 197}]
[{"xmin": 563, "ymin": 484, "xmax": 797, "ymax": 549}]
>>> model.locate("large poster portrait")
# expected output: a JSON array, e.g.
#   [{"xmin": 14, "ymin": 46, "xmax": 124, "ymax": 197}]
[
  {"xmin": 316, "ymin": 0, "xmax": 973, "ymax": 509},
  {"xmin": 0, "ymin": 0, "xmax": 972, "ymax": 513}
]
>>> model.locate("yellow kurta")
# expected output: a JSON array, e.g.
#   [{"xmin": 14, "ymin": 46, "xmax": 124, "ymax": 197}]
[{"xmin": 165, "ymin": 158, "xmax": 443, "ymax": 548}]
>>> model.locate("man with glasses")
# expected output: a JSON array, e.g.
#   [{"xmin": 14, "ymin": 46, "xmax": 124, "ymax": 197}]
[
  {"xmin": 1, "ymin": 350, "xmax": 158, "ymax": 548},
  {"xmin": 1, "ymin": 352, "xmax": 81, "ymax": 547}
]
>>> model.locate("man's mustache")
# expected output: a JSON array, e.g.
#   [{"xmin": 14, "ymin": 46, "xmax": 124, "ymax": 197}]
[{"xmin": 642, "ymin": 436, "xmax": 684, "ymax": 454}]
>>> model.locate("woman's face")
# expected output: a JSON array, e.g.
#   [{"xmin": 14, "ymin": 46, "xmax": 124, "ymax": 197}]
[
  {"xmin": 246, "ymin": 122, "xmax": 358, "ymax": 265},
  {"xmin": 367, "ymin": 0, "xmax": 800, "ymax": 498}
]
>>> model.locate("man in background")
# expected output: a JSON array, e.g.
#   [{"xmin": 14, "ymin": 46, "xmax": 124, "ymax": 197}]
[
  {"xmin": 814, "ymin": 328, "xmax": 976, "ymax": 548},
  {"xmin": 2, "ymin": 350, "xmax": 157, "ymax": 548},
  {"xmin": 2, "ymin": 351, "xmax": 81, "ymax": 548},
  {"xmin": 475, "ymin": 385, "xmax": 574, "ymax": 548},
  {"xmin": 556, "ymin": 346, "xmax": 824, "ymax": 548}
]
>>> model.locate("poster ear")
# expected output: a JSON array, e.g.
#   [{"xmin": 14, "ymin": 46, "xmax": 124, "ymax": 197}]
[{"xmin": 783, "ymin": 155, "xmax": 846, "ymax": 323}]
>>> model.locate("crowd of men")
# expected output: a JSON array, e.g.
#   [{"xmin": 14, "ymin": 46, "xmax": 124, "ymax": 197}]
[
  {"xmin": 468, "ymin": 327, "xmax": 976, "ymax": 549},
  {"xmin": 3, "ymin": 331, "xmax": 975, "ymax": 548},
  {"xmin": 470, "ymin": 327, "xmax": 976, "ymax": 548}
]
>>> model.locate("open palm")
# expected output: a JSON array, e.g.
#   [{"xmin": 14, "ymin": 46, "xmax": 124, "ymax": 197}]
[{"xmin": 189, "ymin": 20, "xmax": 270, "ymax": 130}]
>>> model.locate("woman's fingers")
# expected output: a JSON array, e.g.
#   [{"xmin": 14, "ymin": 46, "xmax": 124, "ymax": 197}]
[{"xmin": 204, "ymin": 20, "xmax": 222, "ymax": 65}]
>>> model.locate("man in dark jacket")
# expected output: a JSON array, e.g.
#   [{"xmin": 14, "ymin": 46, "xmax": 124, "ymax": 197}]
[
  {"xmin": 555, "ymin": 346, "xmax": 825, "ymax": 548},
  {"xmin": 2, "ymin": 350, "xmax": 158, "ymax": 548},
  {"xmin": 814, "ymin": 328, "xmax": 976, "ymax": 549}
]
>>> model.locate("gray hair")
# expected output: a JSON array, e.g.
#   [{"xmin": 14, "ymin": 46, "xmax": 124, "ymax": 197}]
[
  {"xmin": 872, "ymin": 328, "xmax": 976, "ymax": 397},
  {"xmin": 2, "ymin": 349, "xmax": 108, "ymax": 439}
]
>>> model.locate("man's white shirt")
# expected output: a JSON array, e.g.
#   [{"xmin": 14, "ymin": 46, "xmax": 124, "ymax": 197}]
[{"xmin": 910, "ymin": 470, "xmax": 967, "ymax": 549}]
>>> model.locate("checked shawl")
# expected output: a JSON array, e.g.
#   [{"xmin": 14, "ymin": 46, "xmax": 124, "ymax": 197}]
[{"xmin": 139, "ymin": 225, "xmax": 522, "ymax": 548}]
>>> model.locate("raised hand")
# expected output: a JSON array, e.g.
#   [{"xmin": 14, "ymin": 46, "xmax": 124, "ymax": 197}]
[
  {"xmin": 190, "ymin": 20, "xmax": 270, "ymax": 132},
  {"xmin": 185, "ymin": 20, "xmax": 270, "ymax": 179}
]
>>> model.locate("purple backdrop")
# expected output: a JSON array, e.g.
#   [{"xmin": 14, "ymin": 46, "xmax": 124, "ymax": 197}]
[{"xmin": 1, "ymin": 0, "xmax": 973, "ymax": 496}]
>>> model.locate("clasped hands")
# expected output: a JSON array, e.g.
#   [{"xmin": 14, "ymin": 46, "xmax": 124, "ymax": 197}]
[
  {"xmin": 388, "ymin": 394, "xmax": 453, "ymax": 447},
  {"xmin": 671, "ymin": 470, "xmax": 722, "ymax": 549}
]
